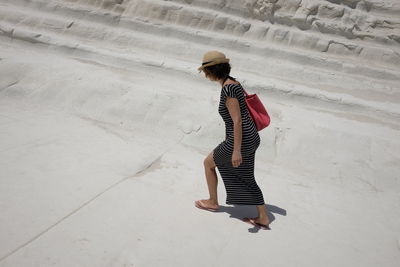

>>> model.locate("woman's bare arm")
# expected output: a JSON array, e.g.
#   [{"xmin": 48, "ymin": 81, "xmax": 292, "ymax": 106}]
[{"xmin": 226, "ymin": 96, "xmax": 242, "ymax": 167}]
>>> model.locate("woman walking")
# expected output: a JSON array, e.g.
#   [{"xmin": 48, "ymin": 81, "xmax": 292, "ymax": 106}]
[{"xmin": 195, "ymin": 51, "xmax": 270, "ymax": 230}]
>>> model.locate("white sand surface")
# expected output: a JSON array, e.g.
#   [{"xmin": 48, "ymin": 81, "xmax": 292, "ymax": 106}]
[{"xmin": 1, "ymin": 0, "xmax": 400, "ymax": 266}]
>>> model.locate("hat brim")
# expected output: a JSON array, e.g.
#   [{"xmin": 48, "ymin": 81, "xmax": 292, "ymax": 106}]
[{"xmin": 198, "ymin": 58, "xmax": 230, "ymax": 71}]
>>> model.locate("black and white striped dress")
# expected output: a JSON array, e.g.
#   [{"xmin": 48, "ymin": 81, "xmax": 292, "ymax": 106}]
[{"xmin": 213, "ymin": 83, "xmax": 265, "ymax": 205}]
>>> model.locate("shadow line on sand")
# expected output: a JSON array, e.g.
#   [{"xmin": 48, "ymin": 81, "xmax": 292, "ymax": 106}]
[{"xmin": 216, "ymin": 204, "xmax": 287, "ymax": 233}]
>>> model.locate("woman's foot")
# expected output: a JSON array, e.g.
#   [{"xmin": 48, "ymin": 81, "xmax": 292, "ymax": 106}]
[
  {"xmin": 254, "ymin": 216, "xmax": 270, "ymax": 227},
  {"xmin": 194, "ymin": 199, "xmax": 219, "ymax": 212},
  {"xmin": 243, "ymin": 216, "xmax": 270, "ymax": 230}
]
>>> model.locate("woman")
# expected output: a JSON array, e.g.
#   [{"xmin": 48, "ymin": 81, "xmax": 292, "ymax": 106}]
[{"xmin": 195, "ymin": 51, "xmax": 270, "ymax": 230}]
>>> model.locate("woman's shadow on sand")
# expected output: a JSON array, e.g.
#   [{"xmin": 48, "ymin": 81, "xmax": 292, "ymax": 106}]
[{"xmin": 216, "ymin": 204, "xmax": 287, "ymax": 233}]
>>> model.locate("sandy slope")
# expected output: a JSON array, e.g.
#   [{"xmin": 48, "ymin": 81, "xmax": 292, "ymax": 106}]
[
  {"xmin": 0, "ymin": 0, "xmax": 400, "ymax": 266},
  {"xmin": 0, "ymin": 38, "xmax": 399, "ymax": 267}
]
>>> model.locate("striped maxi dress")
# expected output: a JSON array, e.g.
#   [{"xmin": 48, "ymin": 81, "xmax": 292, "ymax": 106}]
[{"xmin": 213, "ymin": 83, "xmax": 265, "ymax": 205}]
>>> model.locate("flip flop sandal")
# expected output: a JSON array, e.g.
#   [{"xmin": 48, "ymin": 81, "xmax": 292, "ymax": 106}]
[
  {"xmin": 195, "ymin": 200, "xmax": 218, "ymax": 212},
  {"xmin": 243, "ymin": 217, "xmax": 271, "ymax": 230}
]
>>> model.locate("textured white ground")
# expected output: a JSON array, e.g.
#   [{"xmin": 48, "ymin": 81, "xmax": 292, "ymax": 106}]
[{"xmin": 1, "ymin": 0, "xmax": 400, "ymax": 267}]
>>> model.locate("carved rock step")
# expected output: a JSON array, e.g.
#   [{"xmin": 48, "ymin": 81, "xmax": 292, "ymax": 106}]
[{"xmin": 1, "ymin": 0, "xmax": 399, "ymax": 68}]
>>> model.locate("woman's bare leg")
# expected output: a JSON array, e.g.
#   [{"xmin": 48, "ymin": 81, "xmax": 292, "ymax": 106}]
[
  {"xmin": 255, "ymin": 205, "xmax": 270, "ymax": 226},
  {"xmin": 199, "ymin": 152, "xmax": 219, "ymax": 208}
]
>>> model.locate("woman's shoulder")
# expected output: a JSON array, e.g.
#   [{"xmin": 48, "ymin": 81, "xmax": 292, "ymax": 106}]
[
  {"xmin": 222, "ymin": 82, "xmax": 242, "ymax": 90},
  {"xmin": 223, "ymin": 79, "xmax": 241, "ymax": 86},
  {"xmin": 222, "ymin": 82, "xmax": 243, "ymax": 98}
]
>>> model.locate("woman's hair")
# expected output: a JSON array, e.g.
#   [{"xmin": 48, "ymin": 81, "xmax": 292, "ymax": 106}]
[{"xmin": 204, "ymin": 63, "xmax": 235, "ymax": 82}]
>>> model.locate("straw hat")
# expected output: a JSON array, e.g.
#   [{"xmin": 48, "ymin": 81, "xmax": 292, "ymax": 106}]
[{"xmin": 198, "ymin": 51, "xmax": 230, "ymax": 72}]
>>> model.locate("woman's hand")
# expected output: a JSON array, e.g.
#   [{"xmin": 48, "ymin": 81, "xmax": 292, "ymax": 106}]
[{"xmin": 232, "ymin": 150, "xmax": 242, "ymax": 168}]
